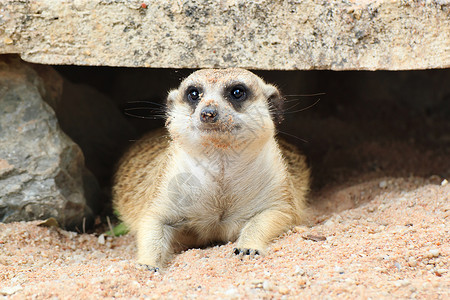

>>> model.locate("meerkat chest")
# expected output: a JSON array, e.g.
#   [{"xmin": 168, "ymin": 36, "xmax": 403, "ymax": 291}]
[{"xmin": 167, "ymin": 147, "xmax": 283, "ymax": 230}]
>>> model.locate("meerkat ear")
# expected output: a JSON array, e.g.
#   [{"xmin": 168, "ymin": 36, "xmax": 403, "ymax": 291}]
[
  {"xmin": 265, "ymin": 84, "xmax": 285, "ymax": 125},
  {"xmin": 166, "ymin": 89, "xmax": 179, "ymax": 109}
]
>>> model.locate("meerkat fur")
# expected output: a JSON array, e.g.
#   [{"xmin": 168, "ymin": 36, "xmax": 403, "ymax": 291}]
[{"xmin": 113, "ymin": 68, "xmax": 310, "ymax": 270}]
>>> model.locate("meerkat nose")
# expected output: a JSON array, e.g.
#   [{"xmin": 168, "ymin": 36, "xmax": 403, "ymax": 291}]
[{"xmin": 200, "ymin": 105, "xmax": 219, "ymax": 123}]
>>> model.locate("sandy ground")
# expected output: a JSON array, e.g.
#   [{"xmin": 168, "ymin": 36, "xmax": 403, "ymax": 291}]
[
  {"xmin": 1, "ymin": 174, "xmax": 449, "ymax": 299},
  {"xmin": 1, "ymin": 70, "xmax": 450, "ymax": 298}
]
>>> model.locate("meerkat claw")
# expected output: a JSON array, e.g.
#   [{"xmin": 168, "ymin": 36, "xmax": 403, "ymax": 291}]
[
  {"xmin": 139, "ymin": 264, "xmax": 160, "ymax": 272},
  {"xmin": 233, "ymin": 248, "xmax": 260, "ymax": 256}
]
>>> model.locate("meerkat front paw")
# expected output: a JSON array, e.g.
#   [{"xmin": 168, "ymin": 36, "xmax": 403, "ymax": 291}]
[
  {"xmin": 233, "ymin": 247, "xmax": 261, "ymax": 257},
  {"xmin": 138, "ymin": 264, "xmax": 160, "ymax": 272}
]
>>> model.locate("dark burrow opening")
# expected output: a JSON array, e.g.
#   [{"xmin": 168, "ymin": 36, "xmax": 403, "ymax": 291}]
[{"xmin": 53, "ymin": 66, "xmax": 450, "ymax": 222}]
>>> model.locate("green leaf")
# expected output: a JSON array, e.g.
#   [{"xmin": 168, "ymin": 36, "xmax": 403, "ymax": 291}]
[{"xmin": 105, "ymin": 222, "xmax": 129, "ymax": 237}]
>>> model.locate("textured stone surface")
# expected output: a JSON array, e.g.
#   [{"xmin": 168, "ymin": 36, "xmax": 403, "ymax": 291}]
[
  {"xmin": 0, "ymin": 56, "xmax": 98, "ymax": 228},
  {"xmin": 0, "ymin": 0, "xmax": 449, "ymax": 70}
]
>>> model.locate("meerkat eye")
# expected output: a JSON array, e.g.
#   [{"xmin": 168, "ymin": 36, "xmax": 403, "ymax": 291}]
[
  {"xmin": 187, "ymin": 87, "xmax": 201, "ymax": 102},
  {"xmin": 230, "ymin": 86, "xmax": 246, "ymax": 101}
]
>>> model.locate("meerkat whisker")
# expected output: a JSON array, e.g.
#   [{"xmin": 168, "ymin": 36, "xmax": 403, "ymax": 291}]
[
  {"xmin": 276, "ymin": 130, "xmax": 309, "ymax": 144},
  {"xmin": 282, "ymin": 98, "xmax": 321, "ymax": 114},
  {"xmin": 284, "ymin": 92, "xmax": 326, "ymax": 97},
  {"xmin": 125, "ymin": 100, "xmax": 168, "ymax": 108},
  {"xmin": 123, "ymin": 107, "xmax": 166, "ymax": 113},
  {"xmin": 123, "ymin": 112, "xmax": 165, "ymax": 120}
]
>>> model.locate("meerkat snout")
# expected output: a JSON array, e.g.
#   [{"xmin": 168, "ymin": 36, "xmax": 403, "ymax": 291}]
[
  {"xmin": 200, "ymin": 105, "xmax": 219, "ymax": 123},
  {"xmin": 113, "ymin": 68, "xmax": 310, "ymax": 271}
]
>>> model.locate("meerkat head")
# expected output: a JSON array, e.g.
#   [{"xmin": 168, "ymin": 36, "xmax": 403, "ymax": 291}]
[{"xmin": 166, "ymin": 68, "xmax": 284, "ymax": 151}]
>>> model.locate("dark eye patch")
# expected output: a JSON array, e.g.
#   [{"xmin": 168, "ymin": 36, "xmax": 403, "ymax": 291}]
[
  {"xmin": 225, "ymin": 83, "xmax": 250, "ymax": 109},
  {"xmin": 185, "ymin": 86, "xmax": 202, "ymax": 108}
]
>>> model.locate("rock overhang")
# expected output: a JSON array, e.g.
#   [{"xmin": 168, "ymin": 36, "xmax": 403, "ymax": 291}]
[{"xmin": 0, "ymin": 0, "xmax": 449, "ymax": 70}]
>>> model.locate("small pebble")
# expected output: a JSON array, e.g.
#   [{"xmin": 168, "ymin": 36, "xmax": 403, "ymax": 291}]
[
  {"xmin": 379, "ymin": 180, "xmax": 388, "ymax": 188},
  {"xmin": 303, "ymin": 234, "xmax": 327, "ymax": 242},
  {"xmin": 408, "ymin": 257, "xmax": 418, "ymax": 267},
  {"xmin": 273, "ymin": 244, "xmax": 282, "ymax": 252},
  {"xmin": 278, "ymin": 286, "xmax": 290, "ymax": 295},
  {"xmin": 0, "ymin": 285, "xmax": 22, "ymax": 296},
  {"xmin": 429, "ymin": 249, "xmax": 440, "ymax": 258},
  {"xmin": 323, "ymin": 219, "xmax": 335, "ymax": 227},
  {"xmin": 293, "ymin": 266, "xmax": 305, "ymax": 276},
  {"xmin": 344, "ymin": 278, "xmax": 356, "ymax": 284},
  {"xmin": 393, "ymin": 279, "xmax": 410, "ymax": 287},
  {"xmin": 334, "ymin": 266, "xmax": 345, "ymax": 274},
  {"xmin": 263, "ymin": 280, "xmax": 274, "ymax": 291},
  {"xmin": 435, "ymin": 269, "xmax": 447, "ymax": 276},
  {"xmin": 3, "ymin": 37, "xmax": 13, "ymax": 45},
  {"xmin": 251, "ymin": 279, "xmax": 263, "ymax": 286},
  {"xmin": 225, "ymin": 287, "xmax": 238, "ymax": 296},
  {"xmin": 98, "ymin": 234, "xmax": 105, "ymax": 245},
  {"xmin": 297, "ymin": 278, "xmax": 307, "ymax": 286},
  {"xmin": 441, "ymin": 179, "xmax": 448, "ymax": 186},
  {"xmin": 293, "ymin": 226, "xmax": 308, "ymax": 234}
]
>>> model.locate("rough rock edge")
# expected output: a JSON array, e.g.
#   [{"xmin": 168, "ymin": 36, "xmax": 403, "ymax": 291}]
[
  {"xmin": 0, "ymin": 55, "xmax": 99, "ymax": 229},
  {"xmin": 0, "ymin": 0, "xmax": 449, "ymax": 70}
]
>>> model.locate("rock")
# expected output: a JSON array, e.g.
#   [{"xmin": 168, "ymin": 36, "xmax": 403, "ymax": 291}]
[
  {"xmin": 293, "ymin": 266, "xmax": 306, "ymax": 276},
  {"xmin": 0, "ymin": 0, "xmax": 449, "ymax": 70},
  {"xmin": 435, "ymin": 269, "xmax": 448, "ymax": 276},
  {"xmin": 98, "ymin": 234, "xmax": 106, "ymax": 245},
  {"xmin": 278, "ymin": 286, "xmax": 290, "ymax": 295},
  {"xmin": 224, "ymin": 287, "xmax": 238, "ymax": 296},
  {"xmin": 407, "ymin": 257, "xmax": 418, "ymax": 267},
  {"xmin": 293, "ymin": 225, "xmax": 308, "ymax": 234},
  {"xmin": 262, "ymin": 280, "xmax": 275, "ymax": 291},
  {"xmin": 0, "ymin": 285, "xmax": 22, "ymax": 296},
  {"xmin": 429, "ymin": 249, "xmax": 440, "ymax": 258},
  {"xmin": 0, "ymin": 55, "xmax": 98, "ymax": 229},
  {"xmin": 297, "ymin": 277, "xmax": 307, "ymax": 286},
  {"xmin": 379, "ymin": 180, "xmax": 388, "ymax": 188},
  {"xmin": 393, "ymin": 279, "xmax": 411, "ymax": 287}
]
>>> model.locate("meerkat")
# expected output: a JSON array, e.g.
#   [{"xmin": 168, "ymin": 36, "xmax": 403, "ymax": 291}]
[{"xmin": 113, "ymin": 68, "xmax": 310, "ymax": 270}]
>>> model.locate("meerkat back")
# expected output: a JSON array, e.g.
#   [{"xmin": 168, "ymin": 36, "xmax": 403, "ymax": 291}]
[
  {"xmin": 112, "ymin": 128, "xmax": 170, "ymax": 231},
  {"xmin": 277, "ymin": 138, "xmax": 310, "ymax": 223}
]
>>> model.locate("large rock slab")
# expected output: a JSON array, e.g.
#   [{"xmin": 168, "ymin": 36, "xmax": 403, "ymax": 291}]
[
  {"xmin": 0, "ymin": 56, "xmax": 97, "ymax": 229},
  {"xmin": 0, "ymin": 0, "xmax": 449, "ymax": 70}
]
